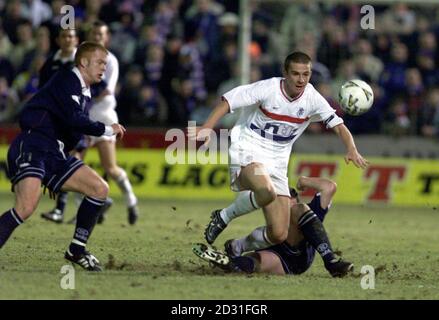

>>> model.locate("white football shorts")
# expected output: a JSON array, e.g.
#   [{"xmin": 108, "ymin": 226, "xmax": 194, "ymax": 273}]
[{"xmin": 228, "ymin": 130, "xmax": 290, "ymax": 197}]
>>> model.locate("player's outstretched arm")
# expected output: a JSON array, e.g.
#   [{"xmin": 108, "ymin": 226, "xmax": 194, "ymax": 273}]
[
  {"xmin": 296, "ymin": 176, "xmax": 337, "ymax": 209},
  {"xmin": 187, "ymin": 99, "xmax": 230, "ymax": 145},
  {"xmin": 332, "ymin": 123, "xmax": 369, "ymax": 169}
]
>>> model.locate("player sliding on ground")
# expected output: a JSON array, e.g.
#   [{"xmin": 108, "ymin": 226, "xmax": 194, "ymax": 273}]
[{"xmin": 193, "ymin": 176, "xmax": 354, "ymax": 277}]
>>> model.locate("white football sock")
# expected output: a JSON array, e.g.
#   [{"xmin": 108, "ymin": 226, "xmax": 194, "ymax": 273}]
[
  {"xmin": 115, "ymin": 169, "xmax": 137, "ymax": 208},
  {"xmin": 232, "ymin": 226, "xmax": 273, "ymax": 256},
  {"xmin": 220, "ymin": 191, "xmax": 260, "ymax": 224}
]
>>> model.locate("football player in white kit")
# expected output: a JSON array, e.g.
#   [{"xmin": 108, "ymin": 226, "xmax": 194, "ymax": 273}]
[
  {"xmin": 191, "ymin": 52, "xmax": 368, "ymax": 268},
  {"xmin": 87, "ymin": 21, "xmax": 139, "ymax": 225}
]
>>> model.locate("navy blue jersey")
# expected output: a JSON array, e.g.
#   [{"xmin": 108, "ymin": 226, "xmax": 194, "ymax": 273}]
[
  {"xmin": 38, "ymin": 51, "xmax": 75, "ymax": 88},
  {"xmin": 91, "ymin": 79, "xmax": 108, "ymax": 97},
  {"xmin": 19, "ymin": 68, "xmax": 105, "ymax": 153}
]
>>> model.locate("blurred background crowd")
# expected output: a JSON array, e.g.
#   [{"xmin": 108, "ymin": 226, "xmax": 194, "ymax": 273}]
[{"xmin": 1, "ymin": 0, "xmax": 439, "ymax": 139}]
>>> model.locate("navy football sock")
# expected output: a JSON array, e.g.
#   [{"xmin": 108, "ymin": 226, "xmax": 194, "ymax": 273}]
[
  {"xmin": 0, "ymin": 209, "xmax": 23, "ymax": 248},
  {"xmin": 231, "ymin": 256, "xmax": 256, "ymax": 273},
  {"xmin": 69, "ymin": 196, "xmax": 105, "ymax": 255},
  {"xmin": 298, "ymin": 210, "xmax": 336, "ymax": 265},
  {"xmin": 55, "ymin": 191, "xmax": 68, "ymax": 214}
]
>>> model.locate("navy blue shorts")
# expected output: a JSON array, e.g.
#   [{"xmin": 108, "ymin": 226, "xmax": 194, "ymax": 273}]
[
  {"xmin": 7, "ymin": 132, "xmax": 84, "ymax": 195},
  {"xmin": 261, "ymin": 241, "xmax": 316, "ymax": 275}
]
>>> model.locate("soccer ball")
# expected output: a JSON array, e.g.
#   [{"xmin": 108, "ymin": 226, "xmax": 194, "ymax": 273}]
[{"xmin": 338, "ymin": 79, "xmax": 374, "ymax": 116}]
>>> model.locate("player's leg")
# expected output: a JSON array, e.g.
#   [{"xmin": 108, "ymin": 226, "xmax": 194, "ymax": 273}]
[
  {"xmin": 232, "ymin": 251, "xmax": 285, "ymax": 275},
  {"xmin": 204, "ymin": 163, "xmax": 276, "ymax": 244},
  {"xmin": 61, "ymin": 165, "xmax": 109, "ymax": 270},
  {"xmin": 41, "ymin": 149, "xmax": 86, "ymax": 224},
  {"xmin": 227, "ymin": 195, "xmax": 290, "ymax": 256},
  {"xmin": 40, "ymin": 192, "xmax": 68, "ymax": 223},
  {"xmin": 192, "ymin": 244, "xmax": 285, "ymax": 275},
  {"xmin": 0, "ymin": 177, "xmax": 41, "ymax": 248},
  {"xmin": 95, "ymin": 140, "xmax": 138, "ymax": 224},
  {"xmin": 290, "ymin": 203, "xmax": 353, "ymax": 277}
]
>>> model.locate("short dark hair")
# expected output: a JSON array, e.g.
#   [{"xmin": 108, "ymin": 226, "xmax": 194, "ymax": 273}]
[
  {"xmin": 284, "ymin": 51, "xmax": 312, "ymax": 71},
  {"xmin": 92, "ymin": 20, "xmax": 108, "ymax": 30},
  {"xmin": 74, "ymin": 41, "xmax": 107, "ymax": 65}
]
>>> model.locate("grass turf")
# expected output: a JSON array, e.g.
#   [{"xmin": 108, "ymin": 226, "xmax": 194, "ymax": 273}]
[{"xmin": 0, "ymin": 193, "xmax": 438, "ymax": 299}]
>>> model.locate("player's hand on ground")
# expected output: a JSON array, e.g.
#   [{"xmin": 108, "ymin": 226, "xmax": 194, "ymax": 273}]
[
  {"xmin": 345, "ymin": 149, "xmax": 369, "ymax": 169},
  {"xmin": 187, "ymin": 126, "xmax": 212, "ymax": 146},
  {"xmin": 111, "ymin": 123, "xmax": 126, "ymax": 140}
]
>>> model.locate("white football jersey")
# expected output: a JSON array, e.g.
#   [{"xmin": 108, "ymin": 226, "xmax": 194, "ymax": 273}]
[
  {"xmin": 104, "ymin": 51, "xmax": 119, "ymax": 96},
  {"xmin": 223, "ymin": 77, "xmax": 343, "ymax": 162},
  {"xmin": 92, "ymin": 50, "xmax": 119, "ymax": 110}
]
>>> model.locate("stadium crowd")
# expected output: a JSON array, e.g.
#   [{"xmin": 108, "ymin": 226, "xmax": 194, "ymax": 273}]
[{"xmin": 1, "ymin": 0, "xmax": 439, "ymax": 138}]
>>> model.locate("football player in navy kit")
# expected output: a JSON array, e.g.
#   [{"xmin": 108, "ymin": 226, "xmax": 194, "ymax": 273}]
[
  {"xmin": 193, "ymin": 176, "xmax": 354, "ymax": 277},
  {"xmin": 0, "ymin": 42, "xmax": 125, "ymax": 271},
  {"xmin": 39, "ymin": 28, "xmax": 113, "ymax": 225}
]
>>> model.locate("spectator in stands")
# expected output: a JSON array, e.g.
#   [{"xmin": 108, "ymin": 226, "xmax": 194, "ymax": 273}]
[
  {"xmin": 217, "ymin": 12, "xmax": 238, "ymax": 47},
  {"xmin": 184, "ymin": 0, "xmax": 222, "ymax": 63},
  {"xmin": 280, "ymin": 1, "xmax": 322, "ymax": 55},
  {"xmin": 12, "ymin": 53, "xmax": 45, "ymax": 103},
  {"xmin": 169, "ymin": 77, "xmax": 198, "ymax": 126},
  {"xmin": 154, "ymin": 0, "xmax": 182, "ymax": 44},
  {"xmin": 251, "ymin": 16, "xmax": 284, "ymax": 78},
  {"xmin": 380, "ymin": 42, "xmax": 409, "ymax": 101},
  {"xmin": 317, "ymin": 17, "xmax": 352, "ymax": 75},
  {"xmin": 404, "ymin": 68, "xmax": 425, "ymax": 134},
  {"xmin": 109, "ymin": 10, "xmax": 138, "ymax": 66},
  {"xmin": 0, "ymin": 21, "xmax": 13, "ymax": 58},
  {"xmin": 415, "ymin": 32, "xmax": 439, "ymax": 88},
  {"xmin": 21, "ymin": 25, "xmax": 51, "ymax": 73},
  {"xmin": 22, "ymin": 0, "xmax": 52, "ymax": 28},
  {"xmin": 353, "ymin": 38, "xmax": 383, "ymax": 83},
  {"xmin": 178, "ymin": 42, "xmax": 206, "ymax": 101},
  {"xmin": 2, "ymin": 0, "xmax": 439, "ymax": 136},
  {"xmin": 134, "ymin": 24, "xmax": 164, "ymax": 67},
  {"xmin": 420, "ymin": 88, "xmax": 439, "ymax": 138},
  {"xmin": 0, "ymin": 76, "xmax": 19, "ymax": 123},
  {"xmin": 116, "ymin": 65, "xmax": 144, "ymax": 126},
  {"xmin": 378, "ymin": 3, "xmax": 416, "ymax": 35},
  {"xmin": 383, "ymin": 97, "xmax": 411, "ymax": 136},
  {"xmin": 41, "ymin": 0, "xmax": 66, "ymax": 51},
  {"xmin": 1, "ymin": 0, "xmax": 27, "ymax": 44},
  {"xmin": 144, "ymin": 44, "xmax": 164, "ymax": 89},
  {"xmin": 139, "ymin": 84, "xmax": 166, "ymax": 125},
  {"xmin": 9, "ymin": 20, "xmax": 35, "ymax": 70},
  {"xmin": 0, "ymin": 22, "xmax": 15, "ymax": 85}
]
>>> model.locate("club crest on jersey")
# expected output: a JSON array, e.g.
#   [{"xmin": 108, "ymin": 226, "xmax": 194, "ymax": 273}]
[{"xmin": 297, "ymin": 107, "xmax": 305, "ymax": 117}]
